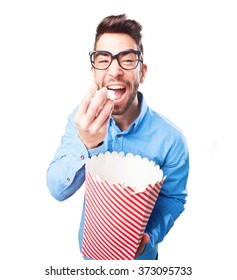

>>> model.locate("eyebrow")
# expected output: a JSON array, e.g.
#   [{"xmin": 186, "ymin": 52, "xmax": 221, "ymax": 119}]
[{"xmin": 95, "ymin": 49, "xmax": 139, "ymax": 55}]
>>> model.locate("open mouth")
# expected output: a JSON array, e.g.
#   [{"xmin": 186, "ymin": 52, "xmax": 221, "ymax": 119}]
[{"xmin": 107, "ymin": 85, "xmax": 126, "ymax": 101}]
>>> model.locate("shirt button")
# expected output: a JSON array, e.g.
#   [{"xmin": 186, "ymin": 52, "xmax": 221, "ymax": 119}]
[
  {"xmin": 117, "ymin": 135, "xmax": 121, "ymax": 138},
  {"xmin": 67, "ymin": 177, "xmax": 70, "ymax": 182},
  {"xmin": 80, "ymin": 155, "xmax": 85, "ymax": 160}
]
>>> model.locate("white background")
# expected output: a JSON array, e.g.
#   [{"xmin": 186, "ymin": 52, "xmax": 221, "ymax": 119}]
[{"xmin": 0, "ymin": 0, "xmax": 236, "ymax": 279}]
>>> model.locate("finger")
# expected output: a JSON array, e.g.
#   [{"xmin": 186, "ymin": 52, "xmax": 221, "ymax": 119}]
[
  {"xmin": 85, "ymin": 88, "xmax": 109, "ymax": 123},
  {"xmin": 135, "ymin": 233, "xmax": 150, "ymax": 259},
  {"xmin": 142, "ymin": 233, "xmax": 150, "ymax": 244},
  {"xmin": 91, "ymin": 99, "xmax": 114, "ymax": 130},
  {"xmin": 75, "ymin": 84, "xmax": 98, "ymax": 120}
]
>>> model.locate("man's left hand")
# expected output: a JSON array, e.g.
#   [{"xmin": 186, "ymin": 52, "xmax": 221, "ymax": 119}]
[{"xmin": 135, "ymin": 233, "xmax": 150, "ymax": 259}]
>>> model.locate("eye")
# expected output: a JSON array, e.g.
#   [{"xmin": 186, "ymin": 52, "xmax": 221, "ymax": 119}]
[
  {"xmin": 95, "ymin": 53, "xmax": 111, "ymax": 64},
  {"xmin": 120, "ymin": 53, "xmax": 137, "ymax": 65},
  {"xmin": 98, "ymin": 58, "xmax": 109, "ymax": 63},
  {"xmin": 123, "ymin": 58, "xmax": 134, "ymax": 63}
]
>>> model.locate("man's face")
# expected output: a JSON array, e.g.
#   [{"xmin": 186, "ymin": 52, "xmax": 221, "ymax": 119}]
[{"xmin": 92, "ymin": 33, "xmax": 147, "ymax": 116}]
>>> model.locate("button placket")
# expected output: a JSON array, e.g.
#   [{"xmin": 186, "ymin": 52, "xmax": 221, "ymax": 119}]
[{"xmin": 114, "ymin": 134, "xmax": 123, "ymax": 150}]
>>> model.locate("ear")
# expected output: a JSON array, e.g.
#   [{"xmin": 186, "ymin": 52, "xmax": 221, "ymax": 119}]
[{"xmin": 140, "ymin": 64, "xmax": 147, "ymax": 84}]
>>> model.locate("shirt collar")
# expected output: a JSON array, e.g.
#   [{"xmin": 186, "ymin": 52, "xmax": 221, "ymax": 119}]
[
  {"xmin": 110, "ymin": 91, "xmax": 148, "ymax": 133},
  {"xmin": 133, "ymin": 91, "xmax": 147, "ymax": 131}
]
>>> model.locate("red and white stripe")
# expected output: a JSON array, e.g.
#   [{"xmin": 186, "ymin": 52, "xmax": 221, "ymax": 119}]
[{"xmin": 82, "ymin": 172, "xmax": 162, "ymax": 260}]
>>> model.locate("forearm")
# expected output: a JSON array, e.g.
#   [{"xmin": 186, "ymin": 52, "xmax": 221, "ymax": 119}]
[
  {"xmin": 143, "ymin": 156, "xmax": 189, "ymax": 255},
  {"xmin": 46, "ymin": 136, "xmax": 88, "ymax": 201},
  {"xmin": 146, "ymin": 193, "xmax": 185, "ymax": 244},
  {"xmin": 46, "ymin": 107, "xmax": 104, "ymax": 201}
]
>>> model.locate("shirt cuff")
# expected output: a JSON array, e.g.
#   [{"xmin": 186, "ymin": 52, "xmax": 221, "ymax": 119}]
[{"xmin": 88, "ymin": 142, "xmax": 104, "ymax": 157}]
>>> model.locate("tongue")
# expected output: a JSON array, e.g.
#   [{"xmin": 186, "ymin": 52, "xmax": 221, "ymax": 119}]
[{"xmin": 113, "ymin": 89, "xmax": 124, "ymax": 100}]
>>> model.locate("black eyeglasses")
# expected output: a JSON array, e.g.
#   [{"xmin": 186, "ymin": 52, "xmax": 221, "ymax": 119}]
[{"xmin": 89, "ymin": 49, "xmax": 143, "ymax": 70}]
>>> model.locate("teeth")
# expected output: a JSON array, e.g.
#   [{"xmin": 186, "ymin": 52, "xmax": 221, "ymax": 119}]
[
  {"xmin": 107, "ymin": 90, "xmax": 115, "ymax": 100},
  {"xmin": 108, "ymin": 85, "xmax": 124, "ymax": 90}
]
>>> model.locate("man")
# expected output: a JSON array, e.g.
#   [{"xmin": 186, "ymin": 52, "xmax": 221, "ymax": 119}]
[{"xmin": 46, "ymin": 14, "xmax": 189, "ymax": 260}]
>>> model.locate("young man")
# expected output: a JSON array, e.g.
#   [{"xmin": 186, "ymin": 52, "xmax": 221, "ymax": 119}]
[{"xmin": 46, "ymin": 14, "xmax": 189, "ymax": 260}]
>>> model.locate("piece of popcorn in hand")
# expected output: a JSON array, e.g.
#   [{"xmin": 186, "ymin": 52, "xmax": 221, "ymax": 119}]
[{"xmin": 107, "ymin": 90, "xmax": 115, "ymax": 100}]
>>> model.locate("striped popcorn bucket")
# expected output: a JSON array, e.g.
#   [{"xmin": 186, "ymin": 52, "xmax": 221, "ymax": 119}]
[{"xmin": 82, "ymin": 152, "xmax": 164, "ymax": 260}]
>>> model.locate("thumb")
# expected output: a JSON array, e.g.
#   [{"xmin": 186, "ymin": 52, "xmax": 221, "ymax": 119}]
[
  {"xmin": 142, "ymin": 233, "xmax": 150, "ymax": 244},
  {"xmin": 135, "ymin": 233, "xmax": 150, "ymax": 259}
]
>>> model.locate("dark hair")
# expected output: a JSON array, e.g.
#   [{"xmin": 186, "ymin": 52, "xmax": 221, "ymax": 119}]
[{"xmin": 94, "ymin": 14, "xmax": 144, "ymax": 54}]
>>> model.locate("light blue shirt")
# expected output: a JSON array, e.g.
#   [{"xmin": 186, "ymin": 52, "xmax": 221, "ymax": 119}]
[{"xmin": 46, "ymin": 92, "xmax": 189, "ymax": 260}]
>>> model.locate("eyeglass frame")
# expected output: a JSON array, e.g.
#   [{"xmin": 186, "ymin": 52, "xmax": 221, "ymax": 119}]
[{"xmin": 89, "ymin": 49, "xmax": 143, "ymax": 70}]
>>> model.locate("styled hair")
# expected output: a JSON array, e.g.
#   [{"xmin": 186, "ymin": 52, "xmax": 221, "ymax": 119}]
[{"xmin": 94, "ymin": 14, "xmax": 144, "ymax": 54}]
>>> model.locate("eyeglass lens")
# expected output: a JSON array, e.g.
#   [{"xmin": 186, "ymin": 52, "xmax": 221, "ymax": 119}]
[{"xmin": 92, "ymin": 51, "xmax": 140, "ymax": 70}]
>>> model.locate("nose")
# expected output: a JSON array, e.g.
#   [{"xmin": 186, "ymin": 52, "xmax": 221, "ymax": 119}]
[{"xmin": 107, "ymin": 58, "xmax": 124, "ymax": 77}]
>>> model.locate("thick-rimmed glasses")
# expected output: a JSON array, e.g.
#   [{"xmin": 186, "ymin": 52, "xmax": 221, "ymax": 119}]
[{"xmin": 89, "ymin": 49, "xmax": 143, "ymax": 70}]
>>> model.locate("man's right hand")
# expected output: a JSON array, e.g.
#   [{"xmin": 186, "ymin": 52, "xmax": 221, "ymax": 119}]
[{"xmin": 74, "ymin": 85, "xmax": 114, "ymax": 150}]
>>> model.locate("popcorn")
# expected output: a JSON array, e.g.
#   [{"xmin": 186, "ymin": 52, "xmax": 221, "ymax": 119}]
[
  {"xmin": 107, "ymin": 89, "xmax": 115, "ymax": 100},
  {"xmin": 82, "ymin": 151, "xmax": 165, "ymax": 260}
]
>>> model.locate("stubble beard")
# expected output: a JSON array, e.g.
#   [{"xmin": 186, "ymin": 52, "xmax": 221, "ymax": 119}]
[{"xmin": 112, "ymin": 84, "xmax": 139, "ymax": 116}]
